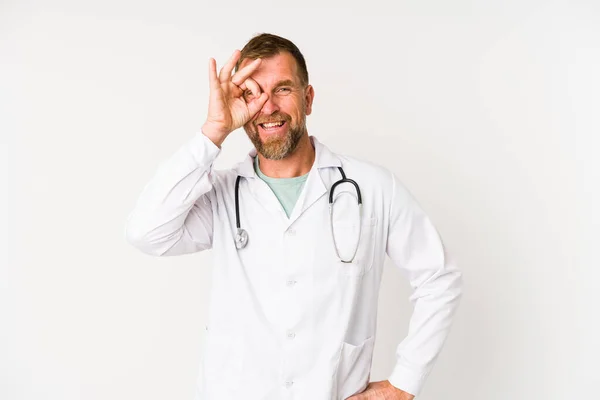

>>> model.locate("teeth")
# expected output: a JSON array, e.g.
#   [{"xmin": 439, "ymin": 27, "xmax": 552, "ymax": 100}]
[{"xmin": 262, "ymin": 121, "xmax": 284, "ymax": 128}]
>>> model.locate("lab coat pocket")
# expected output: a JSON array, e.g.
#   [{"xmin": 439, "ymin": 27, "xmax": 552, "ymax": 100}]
[
  {"xmin": 332, "ymin": 217, "xmax": 377, "ymax": 277},
  {"xmin": 336, "ymin": 335, "xmax": 375, "ymax": 400},
  {"xmin": 203, "ymin": 332, "xmax": 243, "ymax": 392}
]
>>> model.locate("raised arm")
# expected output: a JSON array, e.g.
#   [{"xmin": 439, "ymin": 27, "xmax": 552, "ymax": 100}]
[
  {"xmin": 124, "ymin": 132, "xmax": 221, "ymax": 256},
  {"xmin": 124, "ymin": 50, "xmax": 269, "ymax": 256}
]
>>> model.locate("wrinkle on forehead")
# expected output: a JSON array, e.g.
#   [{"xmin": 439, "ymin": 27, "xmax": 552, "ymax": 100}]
[{"xmin": 240, "ymin": 52, "xmax": 301, "ymax": 90}]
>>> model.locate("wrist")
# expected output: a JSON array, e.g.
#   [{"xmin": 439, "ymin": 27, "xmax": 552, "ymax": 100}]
[{"xmin": 201, "ymin": 122, "xmax": 230, "ymax": 148}]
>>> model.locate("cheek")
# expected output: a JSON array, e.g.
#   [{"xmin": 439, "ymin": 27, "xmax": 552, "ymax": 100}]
[
  {"xmin": 244, "ymin": 119, "xmax": 257, "ymax": 131},
  {"xmin": 284, "ymin": 99, "xmax": 304, "ymax": 118}
]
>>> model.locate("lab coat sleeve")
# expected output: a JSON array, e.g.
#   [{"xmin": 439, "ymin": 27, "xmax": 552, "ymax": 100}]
[
  {"xmin": 124, "ymin": 131, "xmax": 221, "ymax": 256},
  {"xmin": 385, "ymin": 172, "xmax": 463, "ymax": 397}
]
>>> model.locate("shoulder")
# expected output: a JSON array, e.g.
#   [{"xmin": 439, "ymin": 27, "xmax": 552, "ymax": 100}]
[
  {"xmin": 209, "ymin": 168, "xmax": 240, "ymax": 189},
  {"xmin": 331, "ymin": 150, "xmax": 416, "ymax": 213},
  {"xmin": 335, "ymin": 152, "xmax": 395, "ymax": 189}
]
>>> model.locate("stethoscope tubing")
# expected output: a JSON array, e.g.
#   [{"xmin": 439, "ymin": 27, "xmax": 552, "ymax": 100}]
[{"xmin": 234, "ymin": 166, "xmax": 362, "ymax": 262}]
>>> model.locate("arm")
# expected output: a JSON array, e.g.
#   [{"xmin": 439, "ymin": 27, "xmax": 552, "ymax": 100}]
[
  {"xmin": 125, "ymin": 49, "xmax": 269, "ymax": 257},
  {"xmin": 384, "ymin": 172, "xmax": 463, "ymax": 397},
  {"xmin": 124, "ymin": 131, "xmax": 221, "ymax": 256}
]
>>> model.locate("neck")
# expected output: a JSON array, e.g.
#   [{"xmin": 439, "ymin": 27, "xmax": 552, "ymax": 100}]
[{"xmin": 257, "ymin": 134, "xmax": 315, "ymax": 178}]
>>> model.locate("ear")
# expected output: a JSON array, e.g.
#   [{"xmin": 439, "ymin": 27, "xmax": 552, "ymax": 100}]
[{"xmin": 304, "ymin": 85, "xmax": 315, "ymax": 116}]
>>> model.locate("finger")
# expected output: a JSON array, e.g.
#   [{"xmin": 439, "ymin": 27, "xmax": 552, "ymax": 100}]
[
  {"xmin": 208, "ymin": 58, "xmax": 220, "ymax": 91},
  {"xmin": 246, "ymin": 92, "xmax": 268, "ymax": 118},
  {"xmin": 218, "ymin": 50, "xmax": 241, "ymax": 83},
  {"xmin": 231, "ymin": 58, "xmax": 262, "ymax": 86},
  {"xmin": 244, "ymin": 77, "xmax": 261, "ymax": 98},
  {"xmin": 237, "ymin": 77, "xmax": 259, "ymax": 97}
]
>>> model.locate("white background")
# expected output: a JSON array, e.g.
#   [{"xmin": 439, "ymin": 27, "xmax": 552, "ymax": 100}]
[{"xmin": 1, "ymin": 1, "xmax": 598, "ymax": 399}]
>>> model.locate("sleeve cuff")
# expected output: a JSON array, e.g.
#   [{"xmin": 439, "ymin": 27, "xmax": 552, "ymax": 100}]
[
  {"xmin": 387, "ymin": 362, "xmax": 427, "ymax": 397},
  {"xmin": 189, "ymin": 130, "xmax": 222, "ymax": 168}
]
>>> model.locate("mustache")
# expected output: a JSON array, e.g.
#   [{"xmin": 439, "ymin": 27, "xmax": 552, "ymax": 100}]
[{"xmin": 255, "ymin": 113, "xmax": 291, "ymax": 125}]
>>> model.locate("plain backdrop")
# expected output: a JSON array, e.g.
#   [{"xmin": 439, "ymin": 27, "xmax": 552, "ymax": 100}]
[{"xmin": 1, "ymin": 1, "xmax": 598, "ymax": 399}]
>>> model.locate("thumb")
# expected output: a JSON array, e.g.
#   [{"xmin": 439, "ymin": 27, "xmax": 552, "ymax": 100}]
[{"xmin": 247, "ymin": 92, "xmax": 269, "ymax": 118}]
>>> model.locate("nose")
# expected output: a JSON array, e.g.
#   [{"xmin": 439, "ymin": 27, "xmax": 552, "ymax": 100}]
[{"xmin": 260, "ymin": 94, "xmax": 279, "ymax": 115}]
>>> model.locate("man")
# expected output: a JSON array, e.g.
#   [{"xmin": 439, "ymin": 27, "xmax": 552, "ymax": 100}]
[{"xmin": 125, "ymin": 33, "xmax": 463, "ymax": 400}]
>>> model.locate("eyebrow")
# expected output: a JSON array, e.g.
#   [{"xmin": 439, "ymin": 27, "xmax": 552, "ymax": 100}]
[{"xmin": 273, "ymin": 79, "xmax": 296, "ymax": 88}]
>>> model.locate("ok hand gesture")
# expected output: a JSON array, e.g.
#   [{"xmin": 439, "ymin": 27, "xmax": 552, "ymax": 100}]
[{"xmin": 202, "ymin": 50, "xmax": 268, "ymax": 147}]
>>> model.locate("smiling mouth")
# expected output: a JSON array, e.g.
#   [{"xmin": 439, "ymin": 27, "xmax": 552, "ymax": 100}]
[{"xmin": 259, "ymin": 121, "xmax": 286, "ymax": 129}]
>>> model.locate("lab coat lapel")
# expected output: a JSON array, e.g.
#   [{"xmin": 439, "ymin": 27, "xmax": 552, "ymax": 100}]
[
  {"xmin": 286, "ymin": 164, "xmax": 326, "ymax": 226},
  {"xmin": 232, "ymin": 152, "xmax": 289, "ymax": 224},
  {"xmin": 286, "ymin": 136, "xmax": 342, "ymax": 227},
  {"xmin": 233, "ymin": 136, "xmax": 342, "ymax": 229}
]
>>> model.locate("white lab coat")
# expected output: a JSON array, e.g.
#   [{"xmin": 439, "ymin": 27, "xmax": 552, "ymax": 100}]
[{"xmin": 125, "ymin": 133, "xmax": 463, "ymax": 400}]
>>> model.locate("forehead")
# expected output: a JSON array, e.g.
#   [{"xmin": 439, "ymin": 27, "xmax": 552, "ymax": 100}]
[{"xmin": 239, "ymin": 51, "xmax": 301, "ymax": 87}]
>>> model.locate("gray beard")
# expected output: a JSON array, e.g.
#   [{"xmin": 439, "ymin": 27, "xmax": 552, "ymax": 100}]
[{"xmin": 245, "ymin": 121, "xmax": 306, "ymax": 160}]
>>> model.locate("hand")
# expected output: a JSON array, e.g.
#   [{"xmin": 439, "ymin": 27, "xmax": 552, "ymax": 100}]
[
  {"xmin": 345, "ymin": 380, "xmax": 415, "ymax": 400},
  {"xmin": 202, "ymin": 49, "xmax": 269, "ymax": 147}
]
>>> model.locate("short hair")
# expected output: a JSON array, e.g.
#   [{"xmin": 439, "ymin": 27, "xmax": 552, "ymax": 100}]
[{"xmin": 235, "ymin": 33, "xmax": 309, "ymax": 87}]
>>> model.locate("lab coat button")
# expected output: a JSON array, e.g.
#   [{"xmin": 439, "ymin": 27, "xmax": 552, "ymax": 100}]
[
  {"xmin": 286, "ymin": 331, "xmax": 296, "ymax": 339},
  {"xmin": 286, "ymin": 229, "xmax": 296, "ymax": 236}
]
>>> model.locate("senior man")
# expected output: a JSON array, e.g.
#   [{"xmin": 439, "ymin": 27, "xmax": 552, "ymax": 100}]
[{"xmin": 125, "ymin": 33, "xmax": 463, "ymax": 400}]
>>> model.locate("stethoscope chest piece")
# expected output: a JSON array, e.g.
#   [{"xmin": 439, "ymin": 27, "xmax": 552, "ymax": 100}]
[{"xmin": 235, "ymin": 228, "xmax": 249, "ymax": 249}]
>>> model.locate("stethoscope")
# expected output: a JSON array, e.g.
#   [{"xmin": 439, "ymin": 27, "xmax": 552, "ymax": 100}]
[{"xmin": 234, "ymin": 167, "xmax": 363, "ymax": 263}]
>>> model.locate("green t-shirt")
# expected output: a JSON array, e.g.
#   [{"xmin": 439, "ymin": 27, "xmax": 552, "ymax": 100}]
[{"xmin": 254, "ymin": 156, "xmax": 309, "ymax": 218}]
